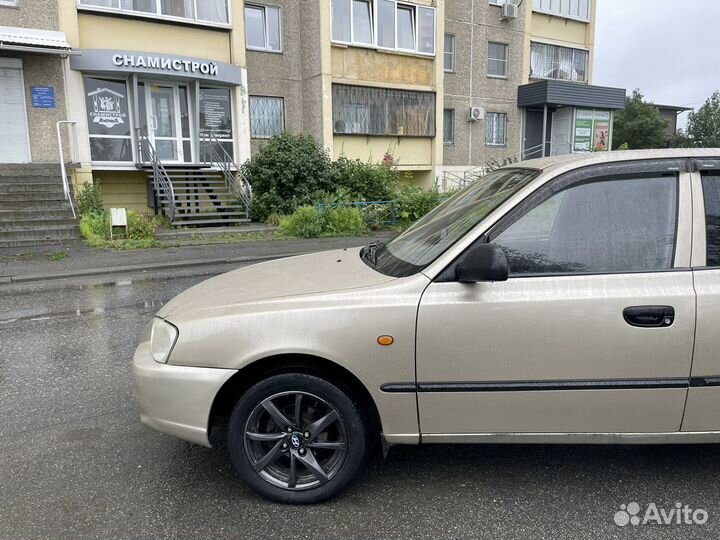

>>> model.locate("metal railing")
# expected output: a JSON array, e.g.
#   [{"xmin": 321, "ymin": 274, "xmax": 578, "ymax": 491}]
[
  {"xmin": 440, "ymin": 142, "xmax": 576, "ymax": 190},
  {"xmin": 200, "ymin": 134, "xmax": 253, "ymax": 216},
  {"xmin": 55, "ymin": 120, "xmax": 78, "ymax": 219},
  {"xmin": 136, "ymin": 128, "xmax": 177, "ymax": 222}
]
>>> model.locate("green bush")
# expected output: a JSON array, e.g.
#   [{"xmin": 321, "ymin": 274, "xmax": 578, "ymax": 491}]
[
  {"xmin": 278, "ymin": 205, "xmax": 368, "ymax": 238},
  {"xmin": 242, "ymin": 133, "xmax": 335, "ymax": 221},
  {"xmin": 323, "ymin": 206, "xmax": 368, "ymax": 236},
  {"xmin": 76, "ymin": 180, "xmax": 104, "ymax": 216},
  {"xmin": 277, "ymin": 206, "xmax": 325, "ymax": 238},
  {"xmin": 394, "ymin": 184, "xmax": 443, "ymax": 225},
  {"xmin": 332, "ymin": 157, "xmax": 399, "ymax": 202},
  {"xmin": 79, "ymin": 210, "xmax": 158, "ymax": 249}
]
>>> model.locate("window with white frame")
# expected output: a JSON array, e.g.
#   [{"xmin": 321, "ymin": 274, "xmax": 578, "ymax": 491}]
[
  {"xmin": 486, "ymin": 112, "xmax": 507, "ymax": 146},
  {"xmin": 487, "ymin": 42, "xmax": 508, "ymax": 78},
  {"xmin": 444, "ymin": 34, "xmax": 455, "ymax": 72},
  {"xmin": 530, "ymin": 42, "xmax": 588, "ymax": 83},
  {"xmin": 249, "ymin": 96, "xmax": 284, "ymax": 138},
  {"xmin": 83, "ymin": 76, "xmax": 134, "ymax": 163},
  {"xmin": 533, "ymin": 0, "xmax": 591, "ymax": 21},
  {"xmin": 332, "ymin": 84, "xmax": 435, "ymax": 137},
  {"xmin": 245, "ymin": 4, "xmax": 282, "ymax": 52},
  {"xmin": 443, "ymin": 109, "xmax": 454, "ymax": 144},
  {"xmin": 332, "ymin": 0, "xmax": 436, "ymax": 55},
  {"xmin": 78, "ymin": 0, "xmax": 230, "ymax": 25}
]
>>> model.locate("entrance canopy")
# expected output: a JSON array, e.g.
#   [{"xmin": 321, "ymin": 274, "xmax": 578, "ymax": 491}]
[
  {"xmin": 0, "ymin": 26, "xmax": 72, "ymax": 55},
  {"xmin": 518, "ymin": 80, "xmax": 626, "ymax": 110}
]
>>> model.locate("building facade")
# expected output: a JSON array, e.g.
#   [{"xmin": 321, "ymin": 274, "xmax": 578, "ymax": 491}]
[
  {"xmin": 0, "ymin": 0, "xmax": 72, "ymax": 164},
  {"xmin": 60, "ymin": 0, "xmax": 252, "ymax": 218}
]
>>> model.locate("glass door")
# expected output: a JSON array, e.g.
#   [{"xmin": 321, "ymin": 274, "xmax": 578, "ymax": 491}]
[{"xmin": 144, "ymin": 83, "xmax": 192, "ymax": 163}]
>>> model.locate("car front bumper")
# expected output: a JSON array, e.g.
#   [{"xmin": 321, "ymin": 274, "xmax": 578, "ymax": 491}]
[{"xmin": 133, "ymin": 342, "xmax": 237, "ymax": 447}]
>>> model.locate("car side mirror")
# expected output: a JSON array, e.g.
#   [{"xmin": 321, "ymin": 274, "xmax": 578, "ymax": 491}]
[{"xmin": 455, "ymin": 243, "xmax": 509, "ymax": 283}]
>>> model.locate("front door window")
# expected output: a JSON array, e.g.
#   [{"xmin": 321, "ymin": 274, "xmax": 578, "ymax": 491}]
[{"xmin": 143, "ymin": 83, "xmax": 192, "ymax": 163}]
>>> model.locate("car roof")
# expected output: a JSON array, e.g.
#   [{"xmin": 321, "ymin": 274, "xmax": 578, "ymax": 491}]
[{"xmin": 512, "ymin": 148, "xmax": 720, "ymax": 174}]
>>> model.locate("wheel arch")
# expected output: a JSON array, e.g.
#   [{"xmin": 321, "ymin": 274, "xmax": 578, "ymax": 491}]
[{"xmin": 208, "ymin": 353, "xmax": 383, "ymax": 446}]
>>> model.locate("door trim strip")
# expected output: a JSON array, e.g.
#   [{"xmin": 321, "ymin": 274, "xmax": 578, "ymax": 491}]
[{"xmin": 381, "ymin": 378, "xmax": 697, "ymax": 393}]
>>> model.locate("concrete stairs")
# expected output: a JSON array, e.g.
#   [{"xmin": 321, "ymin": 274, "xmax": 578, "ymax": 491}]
[
  {"xmin": 0, "ymin": 164, "xmax": 80, "ymax": 248},
  {"xmin": 144, "ymin": 165, "xmax": 250, "ymax": 227}
]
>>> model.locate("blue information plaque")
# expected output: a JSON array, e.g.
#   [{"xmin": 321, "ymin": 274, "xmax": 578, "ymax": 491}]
[{"xmin": 31, "ymin": 86, "xmax": 56, "ymax": 109}]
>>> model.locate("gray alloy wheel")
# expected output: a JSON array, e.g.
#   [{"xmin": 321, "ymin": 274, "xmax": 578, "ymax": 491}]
[
  {"xmin": 243, "ymin": 391, "xmax": 348, "ymax": 490},
  {"xmin": 228, "ymin": 373, "xmax": 367, "ymax": 504}
]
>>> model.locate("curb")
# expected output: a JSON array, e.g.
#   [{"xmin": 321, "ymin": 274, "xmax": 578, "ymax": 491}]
[{"xmin": 1, "ymin": 251, "xmax": 309, "ymax": 284}]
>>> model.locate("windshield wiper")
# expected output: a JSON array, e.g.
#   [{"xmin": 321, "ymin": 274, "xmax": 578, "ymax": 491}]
[{"xmin": 362, "ymin": 240, "xmax": 384, "ymax": 268}]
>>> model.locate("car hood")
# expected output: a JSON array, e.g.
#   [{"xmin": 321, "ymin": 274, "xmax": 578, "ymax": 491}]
[{"xmin": 157, "ymin": 247, "xmax": 396, "ymax": 319}]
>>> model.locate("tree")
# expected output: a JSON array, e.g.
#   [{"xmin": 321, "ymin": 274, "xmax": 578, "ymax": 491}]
[
  {"xmin": 687, "ymin": 91, "xmax": 720, "ymax": 148},
  {"xmin": 611, "ymin": 89, "xmax": 668, "ymax": 150}
]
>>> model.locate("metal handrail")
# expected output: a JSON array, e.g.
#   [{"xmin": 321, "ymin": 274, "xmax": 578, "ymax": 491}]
[
  {"xmin": 200, "ymin": 134, "xmax": 253, "ymax": 216},
  {"xmin": 136, "ymin": 128, "xmax": 177, "ymax": 222},
  {"xmin": 56, "ymin": 121, "xmax": 78, "ymax": 219}
]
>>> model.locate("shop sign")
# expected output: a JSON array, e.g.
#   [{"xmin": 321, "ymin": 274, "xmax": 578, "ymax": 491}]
[{"xmin": 112, "ymin": 54, "xmax": 219, "ymax": 76}]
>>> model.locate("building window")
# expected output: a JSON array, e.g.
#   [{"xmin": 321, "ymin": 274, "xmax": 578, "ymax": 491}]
[
  {"xmin": 443, "ymin": 109, "xmax": 454, "ymax": 144},
  {"xmin": 245, "ymin": 4, "xmax": 282, "ymax": 52},
  {"xmin": 249, "ymin": 96, "xmax": 284, "ymax": 139},
  {"xmin": 199, "ymin": 87, "xmax": 234, "ymax": 158},
  {"xmin": 530, "ymin": 42, "xmax": 589, "ymax": 83},
  {"xmin": 488, "ymin": 42, "xmax": 508, "ymax": 78},
  {"xmin": 78, "ymin": 0, "xmax": 230, "ymax": 25},
  {"xmin": 332, "ymin": 0, "xmax": 436, "ymax": 55},
  {"xmin": 332, "ymin": 84, "xmax": 436, "ymax": 137},
  {"xmin": 0, "ymin": 0, "xmax": 19, "ymax": 6},
  {"xmin": 486, "ymin": 112, "xmax": 507, "ymax": 146},
  {"xmin": 444, "ymin": 34, "xmax": 455, "ymax": 72},
  {"xmin": 533, "ymin": 0, "xmax": 591, "ymax": 21},
  {"xmin": 83, "ymin": 76, "xmax": 133, "ymax": 163}
]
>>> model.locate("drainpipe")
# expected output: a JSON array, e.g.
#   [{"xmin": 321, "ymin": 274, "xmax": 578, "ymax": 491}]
[{"xmin": 541, "ymin": 104, "xmax": 548, "ymax": 158}]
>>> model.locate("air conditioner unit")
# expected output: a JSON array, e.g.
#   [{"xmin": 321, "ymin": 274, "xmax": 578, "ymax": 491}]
[
  {"xmin": 468, "ymin": 107, "xmax": 485, "ymax": 122},
  {"xmin": 501, "ymin": 2, "xmax": 518, "ymax": 20}
]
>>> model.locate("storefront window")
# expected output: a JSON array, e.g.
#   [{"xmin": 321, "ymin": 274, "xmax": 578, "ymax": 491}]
[
  {"xmin": 84, "ymin": 77, "xmax": 133, "ymax": 162},
  {"xmin": 199, "ymin": 87, "xmax": 234, "ymax": 159}
]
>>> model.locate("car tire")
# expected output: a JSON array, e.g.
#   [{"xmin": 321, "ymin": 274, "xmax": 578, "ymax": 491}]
[{"xmin": 228, "ymin": 373, "xmax": 367, "ymax": 504}]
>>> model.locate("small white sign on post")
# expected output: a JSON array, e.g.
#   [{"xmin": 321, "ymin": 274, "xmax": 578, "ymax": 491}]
[{"xmin": 110, "ymin": 208, "xmax": 128, "ymax": 239}]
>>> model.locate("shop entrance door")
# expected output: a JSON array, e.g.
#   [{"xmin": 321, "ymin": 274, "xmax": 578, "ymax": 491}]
[{"xmin": 144, "ymin": 83, "xmax": 192, "ymax": 163}]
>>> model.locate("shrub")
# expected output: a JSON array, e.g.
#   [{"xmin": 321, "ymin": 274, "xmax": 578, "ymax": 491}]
[
  {"xmin": 76, "ymin": 180, "xmax": 104, "ymax": 216},
  {"xmin": 332, "ymin": 157, "xmax": 399, "ymax": 202},
  {"xmin": 242, "ymin": 133, "xmax": 335, "ymax": 221},
  {"xmin": 278, "ymin": 205, "xmax": 368, "ymax": 238},
  {"xmin": 394, "ymin": 183, "xmax": 443, "ymax": 225},
  {"xmin": 277, "ymin": 206, "xmax": 325, "ymax": 238},
  {"xmin": 79, "ymin": 210, "xmax": 158, "ymax": 248},
  {"xmin": 323, "ymin": 206, "xmax": 368, "ymax": 236}
]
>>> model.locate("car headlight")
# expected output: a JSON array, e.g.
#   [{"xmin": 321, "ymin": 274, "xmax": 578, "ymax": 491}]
[{"xmin": 150, "ymin": 318, "xmax": 179, "ymax": 364}]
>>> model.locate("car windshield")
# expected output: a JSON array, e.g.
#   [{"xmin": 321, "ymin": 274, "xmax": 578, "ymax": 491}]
[{"xmin": 363, "ymin": 168, "xmax": 541, "ymax": 277}]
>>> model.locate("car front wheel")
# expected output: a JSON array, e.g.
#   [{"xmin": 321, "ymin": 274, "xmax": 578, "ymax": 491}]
[{"xmin": 227, "ymin": 373, "xmax": 367, "ymax": 504}]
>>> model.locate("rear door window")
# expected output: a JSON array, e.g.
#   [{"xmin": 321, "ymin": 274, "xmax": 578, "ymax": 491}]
[{"xmin": 701, "ymin": 173, "xmax": 720, "ymax": 267}]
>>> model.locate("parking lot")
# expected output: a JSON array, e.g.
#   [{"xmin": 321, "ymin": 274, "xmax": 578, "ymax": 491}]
[{"xmin": 2, "ymin": 271, "xmax": 720, "ymax": 539}]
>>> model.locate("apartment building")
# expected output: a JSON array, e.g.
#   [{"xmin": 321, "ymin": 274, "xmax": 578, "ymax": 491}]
[{"xmin": 0, "ymin": 0, "xmax": 72, "ymax": 164}]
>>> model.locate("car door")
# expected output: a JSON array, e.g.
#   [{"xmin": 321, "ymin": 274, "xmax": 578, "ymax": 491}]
[
  {"xmin": 682, "ymin": 159, "xmax": 720, "ymax": 432},
  {"xmin": 416, "ymin": 160, "xmax": 695, "ymax": 438}
]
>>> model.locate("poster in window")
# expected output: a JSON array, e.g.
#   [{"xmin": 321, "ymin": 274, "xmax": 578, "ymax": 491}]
[
  {"xmin": 199, "ymin": 88, "xmax": 233, "ymax": 140},
  {"xmin": 84, "ymin": 77, "xmax": 130, "ymax": 137},
  {"xmin": 574, "ymin": 109, "xmax": 593, "ymax": 152},
  {"xmin": 593, "ymin": 110, "xmax": 610, "ymax": 152}
]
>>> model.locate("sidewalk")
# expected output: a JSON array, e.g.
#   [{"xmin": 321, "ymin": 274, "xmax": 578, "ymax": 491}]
[{"xmin": 0, "ymin": 234, "xmax": 392, "ymax": 284}]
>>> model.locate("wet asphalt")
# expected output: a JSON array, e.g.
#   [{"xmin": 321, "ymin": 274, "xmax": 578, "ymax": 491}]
[{"xmin": 2, "ymin": 267, "xmax": 720, "ymax": 539}]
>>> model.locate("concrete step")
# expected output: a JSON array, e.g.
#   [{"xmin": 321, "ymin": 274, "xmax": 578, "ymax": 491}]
[
  {"xmin": 0, "ymin": 218, "xmax": 78, "ymax": 231},
  {"xmin": 0, "ymin": 183, "xmax": 65, "ymax": 194},
  {"xmin": 0, "ymin": 192, "xmax": 67, "ymax": 202},
  {"xmin": 0, "ymin": 175, "xmax": 67, "ymax": 184},
  {"xmin": 0, "ymin": 237, "xmax": 80, "ymax": 248},
  {"xmin": 171, "ymin": 217, "xmax": 250, "ymax": 226},
  {"xmin": 0, "ymin": 225, "xmax": 79, "ymax": 241},
  {"xmin": 0, "ymin": 164, "xmax": 62, "ymax": 177},
  {"xmin": 2, "ymin": 199, "xmax": 73, "ymax": 210},
  {"xmin": 0, "ymin": 209, "xmax": 75, "ymax": 220}
]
